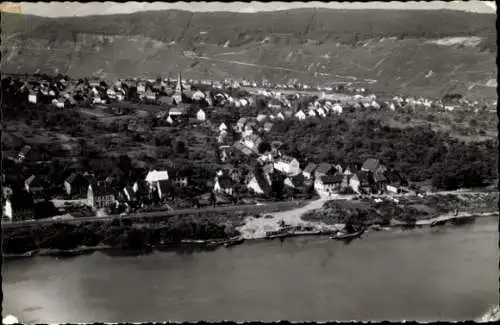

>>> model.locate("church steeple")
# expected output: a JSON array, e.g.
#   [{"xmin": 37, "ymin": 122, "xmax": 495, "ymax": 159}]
[{"xmin": 173, "ymin": 72, "xmax": 184, "ymax": 105}]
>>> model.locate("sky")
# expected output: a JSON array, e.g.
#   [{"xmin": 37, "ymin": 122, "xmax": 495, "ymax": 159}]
[{"xmin": 1, "ymin": 1, "xmax": 497, "ymax": 17}]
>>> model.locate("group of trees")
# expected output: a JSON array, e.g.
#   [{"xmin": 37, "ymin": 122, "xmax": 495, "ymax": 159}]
[
  {"xmin": 3, "ymin": 215, "xmax": 240, "ymax": 255},
  {"xmin": 267, "ymin": 116, "xmax": 496, "ymax": 191}
]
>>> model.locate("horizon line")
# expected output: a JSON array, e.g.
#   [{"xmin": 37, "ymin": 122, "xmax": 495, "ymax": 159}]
[{"xmin": 2, "ymin": 1, "xmax": 496, "ymax": 18}]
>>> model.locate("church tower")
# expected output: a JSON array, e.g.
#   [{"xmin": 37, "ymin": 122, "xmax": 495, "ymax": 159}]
[{"xmin": 173, "ymin": 72, "xmax": 184, "ymax": 104}]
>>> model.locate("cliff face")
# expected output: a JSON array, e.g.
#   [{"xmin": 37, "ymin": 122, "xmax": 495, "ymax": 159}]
[{"xmin": 1, "ymin": 10, "xmax": 496, "ymax": 99}]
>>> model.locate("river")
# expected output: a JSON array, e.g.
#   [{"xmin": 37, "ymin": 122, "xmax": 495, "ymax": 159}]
[{"xmin": 2, "ymin": 216, "xmax": 498, "ymax": 323}]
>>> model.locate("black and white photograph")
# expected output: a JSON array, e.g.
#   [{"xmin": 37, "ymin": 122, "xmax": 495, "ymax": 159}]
[{"xmin": 1, "ymin": 1, "xmax": 498, "ymax": 323}]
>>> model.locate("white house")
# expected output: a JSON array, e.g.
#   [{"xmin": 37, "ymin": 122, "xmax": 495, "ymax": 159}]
[
  {"xmin": 308, "ymin": 109, "xmax": 317, "ymax": 118},
  {"xmin": 240, "ymin": 98, "xmax": 249, "ymax": 107},
  {"xmin": 28, "ymin": 93, "xmax": 37, "ymax": 104},
  {"xmin": 371, "ymin": 101, "xmax": 381, "ymax": 109},
  {"xmin": 219, "ymin": 122, "xmax": 228, "ymax": 132},
  {"xmin": 256, "ymin": 114, "xmax": 267, "ymax": 122},
  {"xmin": 386, "ymin": 185, "xmax": 399, "ymax": 194},
  {"xmin": 274, "ymin": 156, "xmax": 301, "ymax": 176},
  {"xmin": 247, "ymin": 176, "xmax": 264, "ymax": 194},
  {"xmin": 277, "ymin": 112, "xmax": 285, "ymax": 120},
  {"xmin": 145, "ymin": 170, "xmax": 169, "ymax": 190},
  {"xmin": 92, "ymin": 96, "xmax": 105, "ymax": 105},
  {"xmin": 316, "ymin": 107, "xmax": 326, "ymax": 117},
  {"xmin": 332, "ymin": 103, "xmax": 343, "ymax": 114},
  {"xmin": 196, "ymin": 109, "xmax": 206, "ymax": 121},
  {"xmin": 191, "ymin": 90, "xmax": 205, "ymax": 101},
  {"xmin": 295, "ymin": 110, "xmax": 306, "ymax": 120},
  {"xmin": 52, "ymin": 99, "xmax": 65, "ymax": 108},
  {"xmin": 106, "ymin": 88, "xmax": 117, "ymax": 99}
]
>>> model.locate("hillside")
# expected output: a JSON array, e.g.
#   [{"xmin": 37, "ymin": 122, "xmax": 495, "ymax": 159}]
[{"xmin": 1, "ymin": 9, "xmax": 496, "ymax": 99}]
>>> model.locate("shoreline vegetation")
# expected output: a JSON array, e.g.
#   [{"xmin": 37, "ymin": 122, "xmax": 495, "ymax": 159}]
[{"xmin": 3, "ymin": 192, "xmax": 498, "ymax": 260}]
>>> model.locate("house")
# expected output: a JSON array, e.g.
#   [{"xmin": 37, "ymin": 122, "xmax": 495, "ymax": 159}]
[
  {"xmin": 276, "ymin": 112, "xmax": 285, "ymax": 120},
  {"xmin": 343, "ymin": 164, "xmax": 358, "ymax": 176},
  {"xmin": 196, "ymin": 109, "xmax": 206, "ymax": 121},
  {"xmin": 256, "ymin": 114, "xmax": 267, "ymax": 122},
  {"xmin": 315, "ymin": 174, "xmax": 343, "ymax": 195},
  {"xmin": 236, "ymin": 117, "xmax": 248, "ymax": 133},
  {"xmin": 302, "ymin": 163, "xmax": 317, "ymax": 179},
  {"xmin": 284, "ymin": 173, "xmax": 306, "ymax": 189},
  {"xmin": 213, "ymin": 176, "xmax": 234, "ymax": 196},
  {"xmin": 219, "ymin": 122, "xmax": 228, "ymax": 133},
  {"xmin": 52, "ymin": 98, "xmax": 65, "ymax": 108},
  {"xmin": 122, "ymin": 185, "xmax": 137, "ymax": 202},
  {"xmin": 340, "ymin": 173, "xmax": 352, "ymax": 190},
  {"xmin": 295, "ymin": 110, "xmax": 307, "ymax": 120},
  {"xmin": 233, "ymin": 141, "xmax": 254, "ymax": 156},
  {"xmin": 314, "ymin": 163, "xmax": 334, "ymax": 179},
  {"xmin": 191, "ymin": 90, "xmax": 205, "ymax": 101},
  {"xmin": 332, "ymin": 103, "xmax": 343, "ymax": 114},
  {"xmin": 274, "ymin": 156, "xmax": 301, "ymax": 176},
  {"xmin": 145, "ymin": 170, "xmax": 169, "ymax": 187},
  {"xmin": 133, "ymin": 179, "xmax": 152, "ymax": 202},
  {"xmin": 137, "ymin": 83, "xmax": 146, "ymax": 94},
  {"xmin": 156, "ymin": 179, "xmax": 173, "ymax": 200},
  {"xmin": 373, "ymin": 171, "xmax": 388, "ymax": 193},
  {"xmin": 361, "ymin": 158, "xmax": 381, "ymax": 173},
  {"xmin": 243, "ymin": 134, "xmax": 263, "ymax": 151},
  {"xmin": 246, "ymin": 170, "xmax": 271, "ymax": 195},
  {"xmin": 263, "ymin": 122, "xmax": 274, "ymax": 133},
  {"xmin": 316, "ymin": 107, "xmax": 327, "ymax": 117},
  {"xmin": 349, "ymin": 171, "xmax": 374, "ymax": 194},
  {"xmin": 170, "ymin": 170, "xmax": 188, "ymax": 188},
  {"xmin": 64, "ymin": 173, "xmax": 95, "ymax": 198},
  {"xmin": 169, "ymin": 106, "xmax": 188, "ymax": 116},
  {"xmin": 106, "ymin": 88, "xmax": 117, "ymax": 99},
  {"xmin": 308, "ymin": 109, "xmax": 317, "ymax": 118},
  {"xmin": 6, "ymin": 189, "xmax": 35, "ymax": 221},
  {"xmin": 144, "ymin": 89, "xmax": 157, "ymax": 101},
  {"xmin": 24, "ymin": 175, "xmax": 45, "ymax": 195},
  {"xmin": 28, "ymin": 92, "xmax": 37, "ymax": 104},
  {"xmin": 87, "ymin": 184, "xmax": 116, "ymax": 209}
]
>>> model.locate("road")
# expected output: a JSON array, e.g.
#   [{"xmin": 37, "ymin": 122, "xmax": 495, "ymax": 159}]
[{"xmin": 2, "ymin": 201, "xmax": 306, "ymax": 229}]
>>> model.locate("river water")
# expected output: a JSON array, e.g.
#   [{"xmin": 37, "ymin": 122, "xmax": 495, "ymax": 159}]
[{"xmin": 3, "ymin": 217, "xmax": 498, "ymax": 323}]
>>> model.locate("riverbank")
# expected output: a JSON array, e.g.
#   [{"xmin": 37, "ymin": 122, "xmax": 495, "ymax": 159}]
[
  {"xmin": 2, "ymin": 201, "xmax": 310, "ymax": 258},
  {"xmin": 2, "ymin": 192, "xmax": 497, "ymax": 259}
]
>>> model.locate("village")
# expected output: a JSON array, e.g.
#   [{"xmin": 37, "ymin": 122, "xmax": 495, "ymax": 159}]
[{"xmin": 1, "ymin": 71, "xmax": 494, "ymax": 223}]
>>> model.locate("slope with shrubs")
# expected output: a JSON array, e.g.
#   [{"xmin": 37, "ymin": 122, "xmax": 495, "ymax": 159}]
[{"xmin": 1, "ymin": 10, "xmax": 496, "ymax": 99}]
